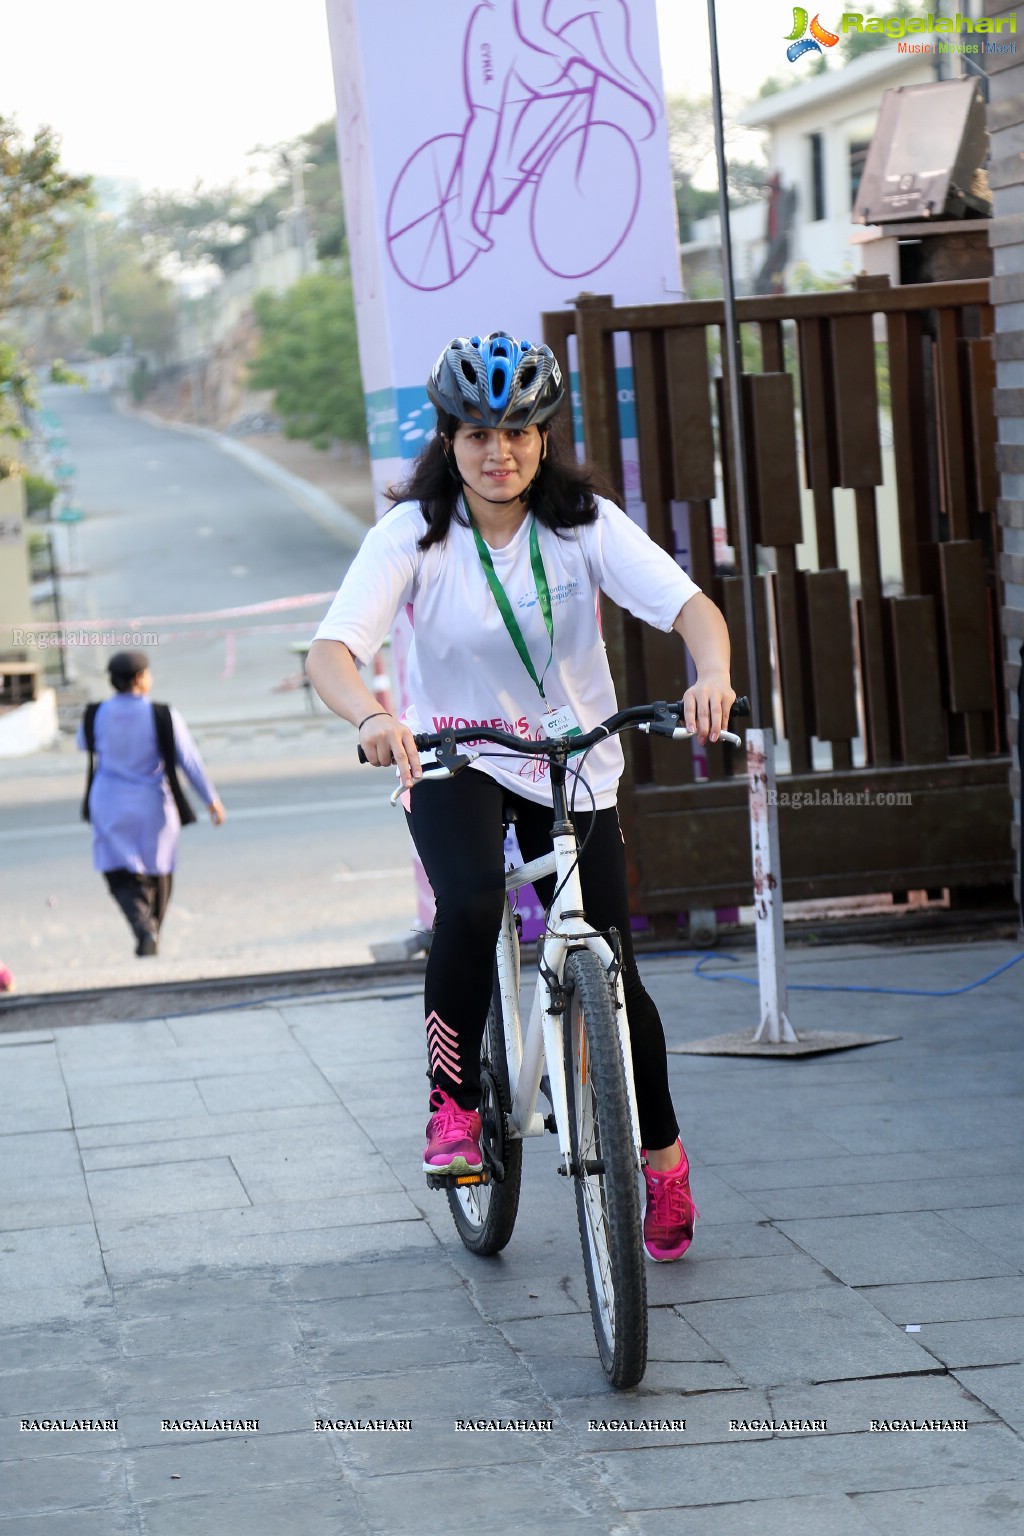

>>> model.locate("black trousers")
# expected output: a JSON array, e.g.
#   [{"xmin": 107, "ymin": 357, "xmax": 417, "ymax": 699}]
[
  {"xmin": 406, "ymin": 770, "xmax": 680, "ymax": 1150},
  {"xmin": 104, "ymin": 870, "xmax": 173, "ymax": 945}
]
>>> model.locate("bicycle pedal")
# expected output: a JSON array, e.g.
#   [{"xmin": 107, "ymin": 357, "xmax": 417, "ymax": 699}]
[{"xmin": 425, "ymin": 1170, "xmax": 490, "ymax": 1191}]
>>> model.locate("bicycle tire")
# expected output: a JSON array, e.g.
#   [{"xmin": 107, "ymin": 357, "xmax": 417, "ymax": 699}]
[
  {"xmin": 563, "ymin": 949, "xmax": 648, "ymax": 1388},
  {"xmin": 447, "ymin": 968, "xmax": 523, "ymax": 1255}
]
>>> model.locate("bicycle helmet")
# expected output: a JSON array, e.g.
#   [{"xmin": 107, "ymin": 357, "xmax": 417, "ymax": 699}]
[{"xmin": 427, "ymin": 331, "xmax": 564, "ymax": 429}]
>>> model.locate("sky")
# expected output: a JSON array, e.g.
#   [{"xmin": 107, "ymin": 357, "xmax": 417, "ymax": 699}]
[{"xmin": 1, "ymin": 1, "xmax": 794, "ymax": 196}]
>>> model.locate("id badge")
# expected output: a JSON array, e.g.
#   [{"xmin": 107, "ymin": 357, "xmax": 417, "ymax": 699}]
[{"xmin": 541, "ymin": 705, "xmax": 584, "ymax": 754}]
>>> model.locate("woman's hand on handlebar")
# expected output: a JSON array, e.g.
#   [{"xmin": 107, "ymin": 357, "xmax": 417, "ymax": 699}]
[
  {"xmin": 682, "ymin": 670, "xmax": 737, "ymax": 745},
  {"xmin": 357, "ymin": 713, "xmax": 423, "ymax": 789}
]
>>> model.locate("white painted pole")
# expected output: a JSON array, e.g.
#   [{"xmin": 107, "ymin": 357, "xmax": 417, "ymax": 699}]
[{"xmin": 746, "ymin": 728, "xmax": 797, "ymax": 1044}]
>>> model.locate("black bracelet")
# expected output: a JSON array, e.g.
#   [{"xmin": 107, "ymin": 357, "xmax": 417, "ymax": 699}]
[{"xmin": 357, "ymin": 711, "xmax": 392, "ymax": 731}]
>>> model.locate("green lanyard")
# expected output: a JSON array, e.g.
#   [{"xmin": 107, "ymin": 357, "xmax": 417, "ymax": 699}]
[{"xmin": 468, "ymin": 498, "xmax": 554, "ymax": 704}]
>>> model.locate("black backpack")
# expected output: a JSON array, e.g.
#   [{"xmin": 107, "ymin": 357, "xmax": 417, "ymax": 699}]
[{"xmin": 81, "ymin": 701, "xmax": 197, "ymax": 826}]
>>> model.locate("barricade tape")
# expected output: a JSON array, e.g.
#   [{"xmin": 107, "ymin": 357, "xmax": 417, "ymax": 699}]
[{"xmin": 14, "ymin": 592, "xmax": 336, "ymax": 633}]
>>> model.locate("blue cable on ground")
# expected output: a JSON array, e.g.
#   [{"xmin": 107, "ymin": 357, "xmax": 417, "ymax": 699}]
[{"xmin": 692, "ymin": 950, "xmax": 1024, "ymax": 998}]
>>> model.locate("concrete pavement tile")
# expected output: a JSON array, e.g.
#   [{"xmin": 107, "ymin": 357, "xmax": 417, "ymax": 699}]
[
  {"xmin": 308, "ymin": 1325, "xmax": 512, "ymax": 1380},
  {"xmin": 857, "ymin": 1277, "xmax": 1024, "ymax": 1325},
  {"xmin": 741, "ymin": 1174, "xmax": 1024, "ymax": 1222},
  {"xmin": 136, "ymin": 1480, "xmax": 362, "ymax": 1536},
  {"xmin": 498, "ymin": 1309, "xmax": 722, "ymax": 1364},
  {"xmin": 0, "ymin": 1413, "xmax": 120, "ymax": 1461},
  {"xmin": 56, "ymin": 1047, "xmax": 314, "ymax": 1090},
  {"xmin": 97, "ymin": 1204, "xmax": 432, "ymax": 1277},
  {"xmin": 565, "ymin": 1388, "xmax": 772, "ymax": 1448},
  {"xmin": 66, "ymin": 1080, "xmax": 210, "ymax": 1128},
  {"xmin": 194, "ymin": 1067, "xmax": 339, "ymax": 1114},
  {"xmin": 0, "ymin": 1189, "xmax": 95, "ymax": 1233},
  {"xmin": 53, "ymin": 1020, "xmax": 178, "ymax": 1059},
  {"xmin": 0, "ymin": 1224, "xmax": 106, "ymax": 1292},
  {"xmin": 282, "ymin": 1249, "xmax": 455, "ymax": 1302},
  {"xmin": 79, "ymin": 1113, "xmax": 372, "ymax": 1170},
  {"xmin": 674, "ymin": 1220, "xmax": 800, "ymax": 1263},
  {"xmin": 799, "ymin": 1099, "xmax": 1023, "ymax": 1156},
  {"xmin": 125, "ymin": 1430, "xmax": 335, "ymax": 1502},
  {"xmin": 712, "ymin": 1147, "xmax": 1024, "ymax": 1193},
  {"xmin": 517, "ymin": 1353, "xmax": 743, "ymax": 1399},
  {"xmin": 853, "ymin": 1480, "xmax": 1024, "ymax": 1535},
  {"xmin": 294, "ymin": 1285, "xmax": 482, "ymax": 1343},
  {"xmin": 681, "ymin": 1126, "xmax": 853, "ymax": 1168},
  {"xmin": 677, "ymin": 1286, "xmax": 933, "ymax": 1385},
  {"xmin": 467, "ymin": 1271, "xmax": 589, "ymax": 1323},
  {"xmin": 345, "ymin": 1461, "xmax": 619, "ymax": 1536},
  {"xmin": 0, "ymin": 1129, "xmax": 82, "ymax": 1173},
  {"xmin": 118, "ymin": 1301, "xmax": 302, "ymax": 1361},
  {"xmin": 0, "ymin": 1511, "xmax": 138, "ymax": 1536},
  {"xmin": 937, "ymin": 1203, "xmax": 1024, "ymax": 1269},
  {"xmin": 0, "ymin": 1032, "xmax": 55, "ymax": 1048},
  {"xmin": 99, "ymin": 1201, "xmax": 433, "ymax": 1282},
  {"xmin": 0, "ymin": 1320, "xmax": 121, "ymax": 1372},
  {"xmin": 85, "ymin": 1158, "xmax": 250, "ymax": 1221},
  {"xmin": 116, "ymin": 1385, "xmax": 314, "ymax": 1445},
  {"xmin": 622, "ymin": 1494, "xmax": 876, "ymax": 1536},
  {"xmin": 0, "ymin": 1363, "xmax": 115, "ymax": 1421},
  {"xmin": 111, "ymin": 1341, "xmax": 305, "ymax": 1407},
  {"xmin": 1, "ymin": 1451, "xmax": 126, "ymax": 1518},
  {"xmin": 776, "ymin": 1211, "xmax": 1016, "ymax": 1287},
  {"xmin": 1, "ymin": 1103, "xmax": 73, "ymax": 1133},
  {"xmin": 766, "ymin": 1374, "xmax": 996, "ymax": 1433},
  {"xmin": 909, "ymin": 1317, "xmax": 1024, "ymax": 1370},
  {"xmin": 162, "ymin": 1010, "xmax": 295, "ymax": 1049},
  {"xmin": 953, "ymin": 1365, "xmax": 1024, "ymax": 1434},
  {"xmin": 673, "ymin": 1166, "xmax": 765, "ymax": 1225},
  {"xmin": 639, "ymin": 1252, "xmax": 836, "ymax": 1306},
  {"xmin": 75, "ymin": 1102, "xmax": 350, "ymax": 1150},
  {"xmin": 311, "ymin": 1357, "xmax": 555, "ymax": 1422},
  {"xmin": 112, "ymin": 1269, "xmax": 287, "ymax": 1318},
  {"xmin": 228, "ymin": 1144, "xmax": 402, "ymax": 1204},
  {"xmin": 0, "ymin": 1286, "xmax": 115, "ymax": 1328},
  {"xmin": 325, "ymin": 1416, "xmax": 563, "ymax": 1477},
  {"xmin": 595, "ymin": 1423, "xmax": 1022, "ymax": 1508}
]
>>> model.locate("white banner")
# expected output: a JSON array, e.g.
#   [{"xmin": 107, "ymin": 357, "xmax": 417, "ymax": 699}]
[{"xmin": 326, "ymin": 0, "xmax": 681, "ymax": 492}]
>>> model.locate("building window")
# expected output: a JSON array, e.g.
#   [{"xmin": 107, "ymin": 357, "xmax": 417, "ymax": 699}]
[
  {"xmin": 809, "ymin": 133, "xmax": 826, "ymax": 222},
  {"xmin": 849, "ymin": 139, "xmax": 871, "ymax": 211}
]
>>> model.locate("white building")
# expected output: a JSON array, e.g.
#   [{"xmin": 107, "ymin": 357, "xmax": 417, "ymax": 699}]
[{"xmin": 684, "ymin": 47, "xmax": 940, "ymax": 294}]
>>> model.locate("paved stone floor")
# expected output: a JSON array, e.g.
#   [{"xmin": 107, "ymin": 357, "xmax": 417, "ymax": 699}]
[{"xmin": 1, "ymin": 940, "xmax": 1022, "ymax": 1534}]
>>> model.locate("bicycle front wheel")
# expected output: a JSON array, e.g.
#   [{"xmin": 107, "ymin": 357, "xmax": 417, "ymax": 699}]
[
  {"xmin": 447, "ymin": 971, "xmax": 523, "ymax": 1255},
  {"xmin": 563, "ymin": 949, "xmax": 648, "ymax": 1389}
]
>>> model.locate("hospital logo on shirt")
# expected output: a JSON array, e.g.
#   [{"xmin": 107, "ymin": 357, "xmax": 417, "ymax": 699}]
[{"xmin": 517, "ymin": 578, "xmax": 581, "ymax": 610}]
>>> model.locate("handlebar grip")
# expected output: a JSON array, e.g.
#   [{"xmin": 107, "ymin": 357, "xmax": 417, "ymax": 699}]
[
  {"xmin": 730, "ymin": 696, "xmax": 751, "ymax": 721},
  {"xmin": 357, "ymin": 745, "xmax": 368, "ymax": 764}
]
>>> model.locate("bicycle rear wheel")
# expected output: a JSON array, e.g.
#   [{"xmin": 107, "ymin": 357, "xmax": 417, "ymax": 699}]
[
  {"xmin": 563, "ymin": 949, "xmax": 647, "ymax": 1388},
  {"xmin": 447, "ymin": 970, "xmax": 523, "ymax": 1255}
]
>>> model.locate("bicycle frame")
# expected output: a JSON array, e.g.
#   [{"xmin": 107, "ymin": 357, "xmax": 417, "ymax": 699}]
[{"xmin": 493, "ymin": 762, "xmax": 642, "ymax": 1171}]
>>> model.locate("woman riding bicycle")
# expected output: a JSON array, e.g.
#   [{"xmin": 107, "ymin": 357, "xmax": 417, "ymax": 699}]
[{"xmin": 306, "ymin": 331, "xmax": 735, "ymax": 1262}]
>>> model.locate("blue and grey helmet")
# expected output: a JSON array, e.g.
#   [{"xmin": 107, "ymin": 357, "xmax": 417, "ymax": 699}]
[{"xmin": 427, "ymin": 331, "xmax": 565, "ymax": 429}]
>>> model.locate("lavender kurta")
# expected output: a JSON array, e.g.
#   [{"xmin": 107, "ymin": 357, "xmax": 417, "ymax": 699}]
[{"xmin": 76, "ymin": 696, "xmax": 217, "ymax": 875}]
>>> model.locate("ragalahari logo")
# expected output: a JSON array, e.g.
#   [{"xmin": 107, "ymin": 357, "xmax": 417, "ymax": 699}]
[{"xmin": 785, "ymin": 9, "xmax": 840, "ymax": 61}]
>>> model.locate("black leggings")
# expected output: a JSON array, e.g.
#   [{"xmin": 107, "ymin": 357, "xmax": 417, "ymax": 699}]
[
  {"xmin": 406, "ymin": 770, "xmax": 680, "ymax": 1150},
  {"xmin": 104, "ymin": 870, "xmax": 173, "ymax": 945}
]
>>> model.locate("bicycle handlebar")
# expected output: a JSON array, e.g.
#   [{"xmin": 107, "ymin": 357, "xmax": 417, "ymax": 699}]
[{"xmin": 358, "ymin": 696, "xmax": 750, "ymax": 775}]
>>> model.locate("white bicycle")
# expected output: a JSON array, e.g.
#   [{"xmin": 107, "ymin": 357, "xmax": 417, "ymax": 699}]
[{"xmin": 368, "ymin": 697, "xmax": 745, "ymax": 1388}]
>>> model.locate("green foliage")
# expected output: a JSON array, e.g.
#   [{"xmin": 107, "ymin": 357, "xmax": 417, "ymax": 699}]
[
  {"xmin": 249, "ymin": 268, "xmax": 365, "ymax": 448},
  {"xmin": 23, "ymin": 471, "xmax": 57, "ymax": 514},
  {"xmin": 0, "ymin": 117, "xmax": 92, "ymax": 316},
  {"xmin": 666, "ymin": 95, "xmax": 768, "ymax": 241}
]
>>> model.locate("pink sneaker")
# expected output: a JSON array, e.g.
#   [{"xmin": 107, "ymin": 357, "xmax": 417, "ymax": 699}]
[
  {"xmin": 423, "ymin": 1089, "xmax": 483, "ymax": 1176},
  {"xmin": 642, "ymin": 1141, "xmax": 698, "ymax": 1262}
]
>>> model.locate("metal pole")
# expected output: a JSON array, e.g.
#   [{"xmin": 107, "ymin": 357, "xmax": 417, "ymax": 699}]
[{"xmin": 706, "ymin": 0, "xmax": 762, "ymax": 725}]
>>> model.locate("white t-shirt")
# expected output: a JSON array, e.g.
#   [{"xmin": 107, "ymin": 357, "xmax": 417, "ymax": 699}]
[{"xmin": 314, "ymin": 496, "xmax": 700, "ymax": 809}]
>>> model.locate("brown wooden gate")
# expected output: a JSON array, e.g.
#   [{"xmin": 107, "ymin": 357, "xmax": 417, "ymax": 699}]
[{"xmin": 542, "ymin": 281, "xmax": 1012, "ymax": 918}]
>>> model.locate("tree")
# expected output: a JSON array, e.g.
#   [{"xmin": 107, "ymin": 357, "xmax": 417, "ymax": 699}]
[
  {"xmin": 841, "ymin": 2, "xmax": 918, "ymax": 62},
  {"xmin": 248, "ymin": 268, "xmax": 364, "ymax": 448},
  {"xmin": 666, "ymin": 95, "xmax": 768, "ymax": 240},
  {"xmin": 0, "ymin": 117, "xmax": 92, "ymax": 316}
]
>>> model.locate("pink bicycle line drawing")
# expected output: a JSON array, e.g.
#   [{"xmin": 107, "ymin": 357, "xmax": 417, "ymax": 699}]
[{"xmin": 385, "ymin": 52, "xmax": 648, "ymax": 291}]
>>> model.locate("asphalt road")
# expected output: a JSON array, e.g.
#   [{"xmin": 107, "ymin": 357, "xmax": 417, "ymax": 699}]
[
  {"xmin": 42, "ymin": 386, "xmax": 355, "ymax": 725},
  {"xmin": 2, "ymin": 390, "xmax": 420, "ymax": 994}
]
